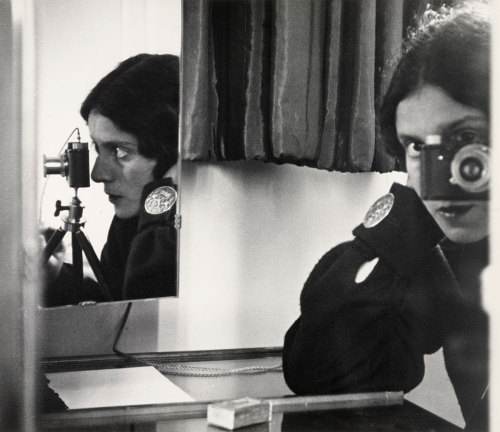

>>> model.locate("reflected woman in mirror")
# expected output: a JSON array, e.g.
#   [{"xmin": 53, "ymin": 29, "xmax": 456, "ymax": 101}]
[
  {"xmin": 44, "ymin": 54, "xmax": 179, "ymax": 305},
  {"xmin": 283, "ymin": 3, "xmax": 490, "ymax": 430}
]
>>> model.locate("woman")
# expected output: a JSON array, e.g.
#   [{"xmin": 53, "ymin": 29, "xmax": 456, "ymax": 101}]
[
  {"xmin": 44, "ymin": 54, "xmax": 179, "ymax": 305},
  {"xmin": 282, "ymin": 3, "xmax": 490, "ymax": 430}
]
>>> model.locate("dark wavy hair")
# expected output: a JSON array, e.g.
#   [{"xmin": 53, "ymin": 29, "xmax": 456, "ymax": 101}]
[
  {"xmin": 80, "ymin": 53, "xmax": 179, "ymax": 179},
  {"xmin": 378, "ymin": 2, "xmax": 490, "ymax": 170}
]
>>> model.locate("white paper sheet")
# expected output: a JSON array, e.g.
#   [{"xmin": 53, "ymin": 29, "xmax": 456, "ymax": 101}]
[{"xmin": 45, "ymin": 366, "xmax": 194, "ymax": 409}]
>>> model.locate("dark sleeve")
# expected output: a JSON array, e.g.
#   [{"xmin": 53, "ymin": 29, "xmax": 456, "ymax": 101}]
[
  {"xmin": 283, "ymin": 183, "xmax": 445, "ymax": 395},
  {"xmin": 122, "ymin": 178, "xmax": 178, "ymax": 299},
  {"xmin": 42, "ymin": 262, "xmax": 105, "ymax": 307}
]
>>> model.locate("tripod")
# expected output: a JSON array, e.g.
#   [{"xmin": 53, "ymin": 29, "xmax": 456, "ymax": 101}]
[{"xmin": 43, "ymin": 192, "xmax": 113, "ymax": 301}]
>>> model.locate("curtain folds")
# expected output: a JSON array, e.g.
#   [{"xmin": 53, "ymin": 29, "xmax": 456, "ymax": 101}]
[{"xmin": 182, "ymin": 0, "xmax": 414, "ymax": 172}]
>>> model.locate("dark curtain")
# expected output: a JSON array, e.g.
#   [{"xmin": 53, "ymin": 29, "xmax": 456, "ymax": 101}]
[{"xmin": 182, "ymin": 0, "xmax": 428, "ymax": 172}]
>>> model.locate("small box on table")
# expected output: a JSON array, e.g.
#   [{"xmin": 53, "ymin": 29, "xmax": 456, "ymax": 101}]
[{"xmin": 207, "ymin": 397, "xmax": 272, "ymax": 430}]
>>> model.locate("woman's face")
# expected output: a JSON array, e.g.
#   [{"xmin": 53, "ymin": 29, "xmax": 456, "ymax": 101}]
[
  {"xmin": 88, "ymin": 111, "xmax": 156, "ymax": 219},
  {"xmin": 395, "ymin": 84, "xmax": 489, "ymax": 243}
]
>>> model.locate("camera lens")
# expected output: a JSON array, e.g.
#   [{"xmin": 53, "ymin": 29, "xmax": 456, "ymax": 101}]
[
  {"xmin": 43, "ymin": 154, "xmax": 67, "ymax": 177},
  {"xmin": 450, "ymin": 144, "xmax": 489, "ymax": 193},
  {"xmin": 459, "ymin": 157, "xmax": 483, "ymax": 182}
]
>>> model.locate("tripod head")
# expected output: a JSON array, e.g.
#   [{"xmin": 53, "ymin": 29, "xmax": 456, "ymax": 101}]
[{"xmin": 53, "ymin": 196, "xmax": 86, "ymax": 233}]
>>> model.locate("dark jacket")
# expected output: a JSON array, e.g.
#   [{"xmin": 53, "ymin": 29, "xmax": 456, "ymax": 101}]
[
  {"xmin": 43, "ymin": 177, "xmax": 177, "ymax": 305},
  {"xmin": 283, "ymin": 183, "xmax": 488, "ymax": 429},
  {"xmin": 100, "ymin": 178, "xmax": 177, "ymax": 300}
]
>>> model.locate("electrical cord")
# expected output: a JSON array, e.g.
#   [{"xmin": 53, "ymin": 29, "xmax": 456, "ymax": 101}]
[{"xmin": 113, "ymin": 302, "xmax": 283, "ymax": 377}]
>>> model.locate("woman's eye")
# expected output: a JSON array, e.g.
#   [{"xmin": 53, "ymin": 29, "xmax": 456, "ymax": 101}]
[
  {"xmin": 115, "ymin": 147, "xmax": 129, "ymax": 159},
  {"xmin": 407, "ymin": 142, "xmax": 423, "ymax": 158},
  {"xmin": 452, "ymin": 129, "xmax": 483, "ymax": 145}
]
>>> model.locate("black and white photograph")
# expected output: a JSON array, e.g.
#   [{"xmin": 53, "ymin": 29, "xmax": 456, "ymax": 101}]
[{"xmin": 0, "ymin": 0, "xmax": 497, "ymax": 431}]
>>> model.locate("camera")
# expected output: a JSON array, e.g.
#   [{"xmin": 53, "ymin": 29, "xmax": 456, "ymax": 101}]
[
  {"xmin": 420, "ymin": 134, "xmax": 489, "ymax": 200},
  {"xmin": 43, "ymin": 141, "xmax": 90, "ymax": 189}
]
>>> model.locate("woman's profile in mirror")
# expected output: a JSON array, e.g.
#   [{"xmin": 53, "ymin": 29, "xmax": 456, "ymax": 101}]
[
  {"xmin": 42, "ymin": 54, "xmax": 179, "ymax": 307},
  {"xmin": 36, "ymin": 0, "xmax": 181, "ymax": 308}
]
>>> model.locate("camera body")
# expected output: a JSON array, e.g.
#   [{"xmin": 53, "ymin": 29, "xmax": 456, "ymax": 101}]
[
  {"xmin": 420, "ymin": 135, "xmax": 489, "ymax": 201},
  {"xmin": 44, "ymin": 141, "xmax": 90, "ymax": 189}
]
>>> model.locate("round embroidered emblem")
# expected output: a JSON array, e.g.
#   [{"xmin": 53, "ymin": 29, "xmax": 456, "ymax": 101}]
[
  {"xmin": 144, "ymin": 186, "xmax": 177, "ymax": 215},
  {"xmin": 362, "ymin": 193, "xmax": 394, "ymax": 228}
]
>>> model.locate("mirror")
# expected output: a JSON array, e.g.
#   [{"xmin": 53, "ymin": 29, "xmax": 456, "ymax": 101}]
[{"xmin": 36, "ymin": 0, "xmax": 181, "ymax": 307}]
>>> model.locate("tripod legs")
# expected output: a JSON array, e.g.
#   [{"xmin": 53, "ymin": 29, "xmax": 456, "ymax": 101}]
[
  {"xmin": 43, "ymin": 228, "xmax": 113, "ymax": 302},
  {"xmin": 74, "ymin": 230, "xmax": 113, "ymax": 301},
  {"xmin": 72, "ymin": 232, "xmax": 84, "ymax": 285},
  {"xmin": 43, "ymin": 228, "xmax": 66, "ymax": 263}
]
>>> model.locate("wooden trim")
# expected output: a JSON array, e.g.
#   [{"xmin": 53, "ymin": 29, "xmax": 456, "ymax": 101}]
[
  {"xmin": 40, "ymin": 401, "xmax": 212, "ymax": 429},
  {"xmin": 39, "ymin": 392, "xmax": 407, "ymax": 430}
]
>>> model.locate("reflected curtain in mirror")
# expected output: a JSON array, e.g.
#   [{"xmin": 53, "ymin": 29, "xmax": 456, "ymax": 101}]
[{"xmin": 182, "ymin": 0, "xmax": 427, "ymax": 172}]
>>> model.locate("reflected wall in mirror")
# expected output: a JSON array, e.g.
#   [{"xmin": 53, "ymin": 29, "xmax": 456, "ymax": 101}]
[{"xmin": 36, "ymin": 0, "xmax": 181, "ymax": 307}]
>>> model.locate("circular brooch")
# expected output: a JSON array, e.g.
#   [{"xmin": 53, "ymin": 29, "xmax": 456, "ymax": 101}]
[
  {"xmin": 144, "ymin": 186, "xmax": 177, "ymax": 215},
  {"xmin": 362, "ymin": 193, "xmax": 394, "ymax": 228}
]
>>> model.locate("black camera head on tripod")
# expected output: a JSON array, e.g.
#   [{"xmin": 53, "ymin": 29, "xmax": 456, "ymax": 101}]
[{"xmin": 43, "ymin": 134, "xmax": 90, "ymax": 190}]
